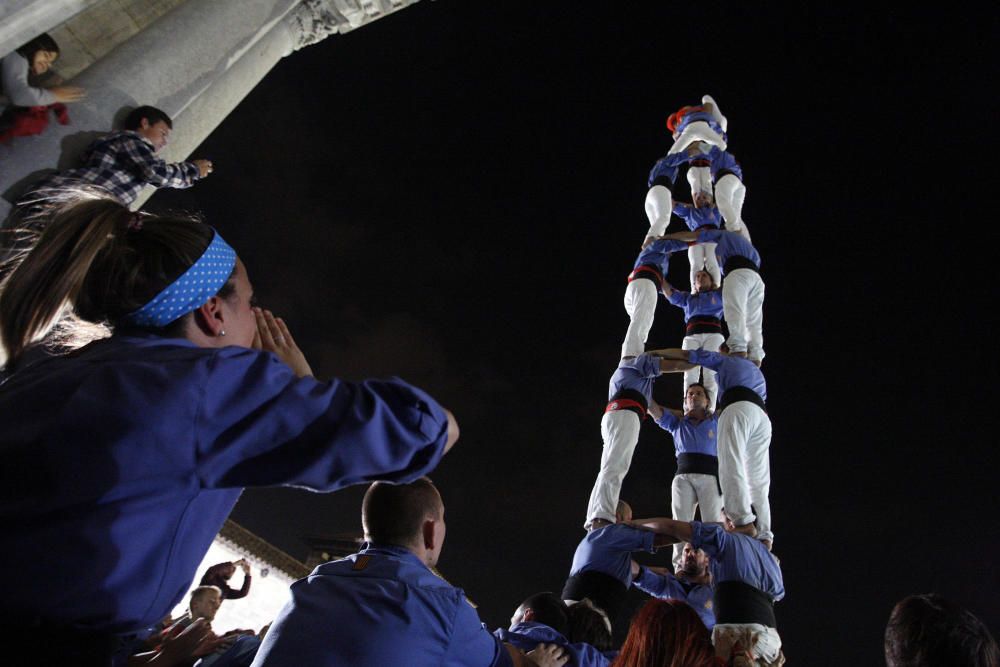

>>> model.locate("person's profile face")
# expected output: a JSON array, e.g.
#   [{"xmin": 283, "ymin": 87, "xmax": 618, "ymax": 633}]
[
  {"xmin": 139, "ymin": 119, "xmax": 171, "ymax": 152},
  {"xmin": 32, "ymin": 50, "xmax": 57, "ymax": 75},
  {"xmin": 220, "ymin": 258, "xmax": 257, "ymax": 349}
]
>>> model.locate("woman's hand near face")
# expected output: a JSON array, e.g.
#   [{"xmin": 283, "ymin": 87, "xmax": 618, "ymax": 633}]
[{"xmin": 253, "ymin": 308, "xmax": 313, "ymax": 378}]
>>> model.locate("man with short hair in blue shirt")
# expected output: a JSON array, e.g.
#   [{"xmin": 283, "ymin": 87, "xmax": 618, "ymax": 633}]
[
  {"xmin": 584, "ymin": 354, "xmax": 689, "ymax": 527},
  {"xmin": 662, "ymin": 227, "xmax": 764, "ymax": 364},
  {"xmin": 649, "ymin": 347, "xmax": 772, "ymax": 548},
  {"xmin": 663, "ymin": 272, "xmax": 725, "ymax": 407},
  {"xmin": 630, "ymin": 542, "xmax": 715, "ymax": 630},
  {"xmin": 620, "ymin": 237, "xmax": 690, "ymax": 359},
  {"xmin": 648, "ymin": 383, "xmax": 722, "ymax": 569},
  {"xmin": 628, "ymin": 514, "xmax": 784, "ymax": 666},
  {"xmin": 563, "ymin": 501, "xmax": 662, "ymax": 631},
  {"xmin": 252, "ymin": 479, "xmax": 568, "ymax": 667}
]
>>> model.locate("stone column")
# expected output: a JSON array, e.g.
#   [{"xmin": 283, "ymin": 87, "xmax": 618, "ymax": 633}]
[
  {"xmin": 0, "ymin": 0, "xmax": 418, "ymax": 219},
  {"xmin": 0, "ymin": 0, "xmax": 103, "ymax": 58}
]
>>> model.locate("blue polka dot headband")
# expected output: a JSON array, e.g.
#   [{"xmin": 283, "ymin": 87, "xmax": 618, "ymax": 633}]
[{"xmin": 122, "ymin": 229, "xmax": 237, "ymax": 328}]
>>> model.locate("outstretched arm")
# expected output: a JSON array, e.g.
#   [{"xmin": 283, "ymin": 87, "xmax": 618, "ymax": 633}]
[
  {"xmin": 658, "ymin": 358, "xmax": 694, "ymax": 373},
  {"xmin": 628, "ymin": 517, "xmax": 694, "ymax": 543},
  {"xmin": 660, "ymin": 230, "xmax": 699, "ymax": 243}
]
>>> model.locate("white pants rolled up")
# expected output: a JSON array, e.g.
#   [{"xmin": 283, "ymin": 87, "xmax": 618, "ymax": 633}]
[
  {"xmin": 713, "ymin": 624, "xmax": 783, "ymax": 665},
  {"xmin": 717, "ymin": 401, "xmax": 773, "ymax": 543},
  {"xmin": 671, "ymin": 472, "xmax": 724, "ymax": 567},
  {"xmin": 681, "ymin": 332, "xmax": 725, "ymax": 408},
  {"xmin": 621, "ymin": 278, "xmax": 659, "ymax": 358},
  {"xmin": 715, "ymin": 173, "xmax": 751, "ymax": 242},
  {"xmin": 585, "ymin": 410, "xmax": 642, "ymax": 527},
  {"xmin": 688, "ymin": 242, "xmax": 721, "ymax": 287},
  {"xmin": 645, "ymin": 185, "xmax": 673, "ymax": 239},
  {"xmin": 722, "ymin": 268, "xmax": 764, "ymax": 361}
]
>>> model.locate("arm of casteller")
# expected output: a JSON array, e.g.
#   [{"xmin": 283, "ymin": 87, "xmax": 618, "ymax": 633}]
[{"xmin": 192, "ymin": 346, "xmax": 452, "ymax": 491}]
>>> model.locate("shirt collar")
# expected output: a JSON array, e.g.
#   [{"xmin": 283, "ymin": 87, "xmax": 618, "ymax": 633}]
[{"xmin": 360, "ymin": 542, "xmax": 427, "ymax": 568}]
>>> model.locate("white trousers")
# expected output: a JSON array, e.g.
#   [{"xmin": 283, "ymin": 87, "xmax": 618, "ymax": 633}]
[
  {"xmin": 667, "ymin": 120, "xmax": 727, "ymax": 155},
  {"xmin": 671, "ymin": 472, "xmax": 723, "ymax": 568},
  {"xmin": 585, "ymin": 410, "xmax": 642, "ymax": 526},
  {"xmin": 716, "ymin": 173, "xmax": 751, "ymax": 242},
  {"xmin": 722, "ymin": 268, "xmax": 765, "ymax": 362},
  {"xmin": 644, "ymin": 185, "xmax": 673, "ymax": 239},
  {"xmin": 717, "ymin": 401, "xmax": 773, "ymax": 543},
  {"xmin": 681, "ymin": 332, "xmax": 725, "ymax": 408},
  {"xmin": 688, "ymin": 242, "xmax": 721, "ymax": 289},
  {"xmin": 621, "ymin": 278, "xmax": 658, "ymax": 358},
  {"xmin": 712, "ymin": 624, "xmax": 783, "ymax": 665}
]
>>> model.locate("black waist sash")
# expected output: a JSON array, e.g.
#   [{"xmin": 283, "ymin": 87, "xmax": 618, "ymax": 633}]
[
  {"xmin": 723, "ymin": 255, "xmax": 759, "ymax": 275},
  {"xmin": 627, "ymin": 263, "xmax": 663, "ymax": 286},
  {"xmin": 718, "ymin": 386, "xmax": 766, "ymax": 414},
  {"xmin": 562, "ymin": 570, "xmax": 628, "ymax": 621},
  {"xmin": 676, "ymin": 453, "xmax": 722, "ymax": 495},
  {"xmin": 676, "ymin": 452, "xmax": 718, "ymax": 477},
  {"xmin": 685, "ymin": 315, "xmax": 722, "ymax": 335},
  {"xmin": 605, "ymin": 387, "xmax": 648, "ymax": 420},
  {"xmin": 714, "ymin": 580, "xmax": 777, "ymax": 628}
]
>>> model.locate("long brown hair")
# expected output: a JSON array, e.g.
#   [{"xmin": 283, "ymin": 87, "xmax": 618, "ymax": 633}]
[
  {"xmin": 0, "ymin": 192, "xmax": 221, "ymax": 362},
  {"xmin": 612, "ymin": 599, "xmax": 723, "ymax": 667}
]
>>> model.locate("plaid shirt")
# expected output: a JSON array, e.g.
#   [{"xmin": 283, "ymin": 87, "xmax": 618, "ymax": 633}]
[{"xmin": 27, "ymin": 130, "xmax": 200, "ymax": 206}]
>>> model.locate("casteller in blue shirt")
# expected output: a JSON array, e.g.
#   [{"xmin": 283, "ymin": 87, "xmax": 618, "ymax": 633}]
[
  {"xmin": 253, "ymin": 479, "xmax": 510, "ymax": 667},
  {"xmin": 562, "ymin": 514, "xmax": 656, "ymax": 625},
  {"xmin": 0, "ymin": 334, "xmax": 453, "ymax": 634}
]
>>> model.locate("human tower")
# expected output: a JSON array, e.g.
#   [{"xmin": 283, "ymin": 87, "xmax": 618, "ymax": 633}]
[{"xmin": 576, "ymin": 94, "xmax": 780, "ymax": 660}]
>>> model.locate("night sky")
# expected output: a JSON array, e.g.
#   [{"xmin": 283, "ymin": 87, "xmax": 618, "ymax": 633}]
[{"xmin": 147, "ymin": 3, "xmax": 997, "ymax": 662}]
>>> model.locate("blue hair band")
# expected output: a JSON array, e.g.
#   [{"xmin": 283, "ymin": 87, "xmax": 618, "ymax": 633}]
[{"xmin": 121, "ymin": 229, "xmax": 237, "ymax": 328}]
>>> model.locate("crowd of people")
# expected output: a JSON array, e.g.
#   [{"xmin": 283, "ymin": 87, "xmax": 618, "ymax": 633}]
[{"xmin": 0, "ymin": 36, "xmax": 996, "ymax": 665}]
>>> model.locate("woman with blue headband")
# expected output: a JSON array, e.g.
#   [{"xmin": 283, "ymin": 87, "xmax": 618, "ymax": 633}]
[{"xmin": 0, "ymin": 195, "xmax": 459, "ymax": 664}]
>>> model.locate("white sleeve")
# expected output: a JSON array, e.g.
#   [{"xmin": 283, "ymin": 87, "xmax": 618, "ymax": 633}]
[{"xmin": 1, "ymin": 53, "xmax": 57, "ymax": 107}]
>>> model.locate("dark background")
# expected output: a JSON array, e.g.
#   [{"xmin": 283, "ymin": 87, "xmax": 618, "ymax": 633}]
[{"xmin": 149, "ymin": 3, "xmax": 998, "ymax": 663}]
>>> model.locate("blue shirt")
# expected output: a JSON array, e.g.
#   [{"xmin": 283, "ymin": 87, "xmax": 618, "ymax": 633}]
[
  {"xmin": 696, "ymin": 228, "xmax": 761, "ymax": 273},
  {"xmin": 608, "ymin": 354, "xmax": 662, "ymax": 403},
  {"xmin": 673, "ymin": 202, "xmax": 722, "ymax": 232},
  {"xmin": 690, "ymin": 522, "xmax": 784, "ymax": 602},
  {"xmin": 569, "ymin": 524, "xmax": 656, "ymax": 586},
  {"xmin": 494, "ymin": 622, "xmax": 609, "ymax": 667},
  {"xmin": 253, "ymin": 544, "xmax": 509, "ymax": 667},
  {"xmin": 632, "ymin": 567, "xmax": 716, "ymax": 629},
  {"xmin": 647, "ymin": 152, "xmax": 684, "ymax": 187},
  {"xmin": 666, "ymin": 289, "xmax": 724, "ymax": 322},
  {"xmin": 647, "ymin": 145, "xmax": 741, "ymax": 187},
  {"xmin": 633, "ymin": 238, "xmax": 689, "ymax": 276},
  {"xmin": 687, "ymin": 350, "xmax": 767, "ymax": 403},
  {"xmin": 655, "ymin": 412, "xmax": 719, "ymax": 458},
  {"xmin": 0, "ymin": 334, "xmax": 450, "ymax": 633},
  {"xmin": 707, "ymin": 146, "xmax": 743, "ymax": 181}
]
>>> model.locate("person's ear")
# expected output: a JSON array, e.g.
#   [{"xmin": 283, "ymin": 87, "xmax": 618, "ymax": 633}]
[
  {"xmin": 422, "ymin": 519, "xmax": 436, "ymax": 550},
  {"xmin": 522, "ymin": 609, "xmax": 536, "ymax": 623},
  {"xmin": 192, "ymin": 296, "xmax": 226, "ymax": 337}
]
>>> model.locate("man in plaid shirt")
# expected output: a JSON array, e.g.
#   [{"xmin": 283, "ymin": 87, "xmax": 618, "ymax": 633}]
[{"xmin": 19, "ymin": 105, "xmax": 213, "ymax": 208}]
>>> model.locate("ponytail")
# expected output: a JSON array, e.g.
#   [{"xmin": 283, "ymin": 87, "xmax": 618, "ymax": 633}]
[{"xmin": 0, "ymin": 193, "xmax": 215, "ymax": 363}]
